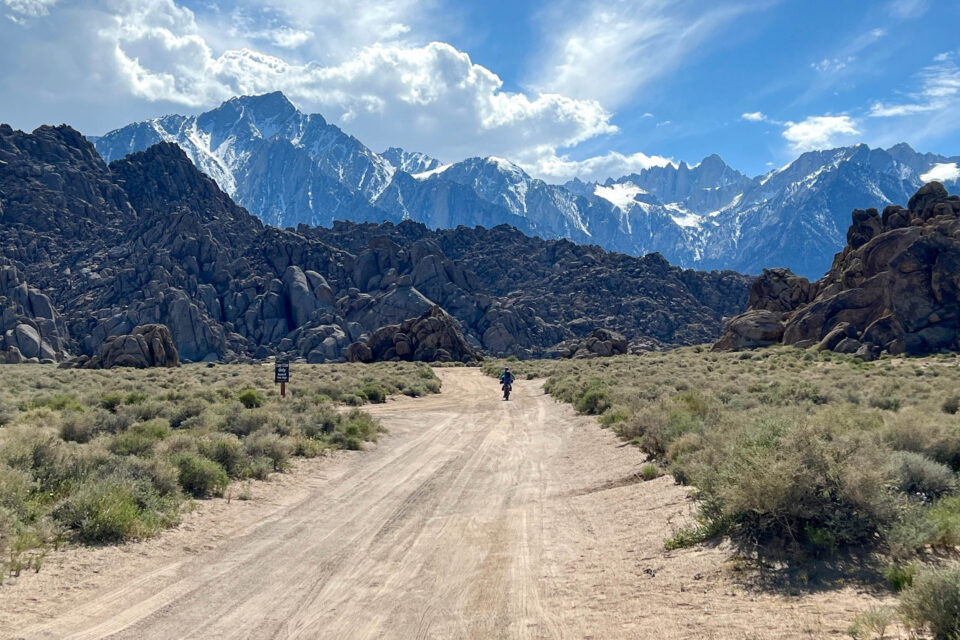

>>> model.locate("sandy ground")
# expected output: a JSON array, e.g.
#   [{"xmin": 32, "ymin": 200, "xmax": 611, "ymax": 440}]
[{"xmin": 1, "ymin": 369, "xmax": 894, "ymax": 639}]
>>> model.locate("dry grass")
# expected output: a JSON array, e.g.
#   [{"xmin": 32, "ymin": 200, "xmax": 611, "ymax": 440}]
[
  {"xmin": 487, "ymin": 348, "xmax": 960, "ymax": 636},
  {"xmin": 0, "ymin": 361, "xmax": 440, "ymax": 584}
]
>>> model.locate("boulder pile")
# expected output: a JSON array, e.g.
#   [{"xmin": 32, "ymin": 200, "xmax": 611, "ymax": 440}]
[
  {"xmin": 73, "ymin": 324, "xmax": 179, "ymax": 369},
  {"xmin": 549, "ymin": 328, "xmax": 629, "ymax": 359},
  {"xmin": 715, "ymin": 182, "xmax": 960, "ymax": 359},
  {"xmin": 348, "ymin": 306, "xmax": 481, "ymax": 363}
]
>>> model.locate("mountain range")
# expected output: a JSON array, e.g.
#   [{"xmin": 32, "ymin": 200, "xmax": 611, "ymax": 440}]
[
  {"xmin": 0, "ymin": 123, "xmax": 750, "ymax": 364},
  {"xmin": 93, "ymin": 92, "xmax": 960, "ymax": 279}
]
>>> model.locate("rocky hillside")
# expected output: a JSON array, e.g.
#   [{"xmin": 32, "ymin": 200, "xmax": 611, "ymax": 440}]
[
  {"xmin": 95, "ymin": 93, "xmax": 960, "ymax": 279},
  {"xmin": 715, "ymin": 182, "xmax": 960, "ymax": 359},
  {"xmin": 0, "ymin": 123, "xmax": 751, "ymax": 363}
]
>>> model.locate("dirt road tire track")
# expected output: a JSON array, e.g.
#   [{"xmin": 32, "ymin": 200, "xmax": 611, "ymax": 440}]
[{"xmin": 7, "ymin": 369, "xmax": 890, "ymax": 639}]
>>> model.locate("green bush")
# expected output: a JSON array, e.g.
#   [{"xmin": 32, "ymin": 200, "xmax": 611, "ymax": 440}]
[
  {"xmin": 640, "ymin": 463, "xmax": 660, "ymax": 481},
  {"xmin": 54, "ymin": 479, "xmax": 147, "ymax": 543},
  {"xmin": 360, "ymin": 383, "xmax": 386, "ymax": 404},
  {"xmin": 576, "ymin": 388, "xmax": 611, "ymax": 415},
  {"xmin": 109, "ymin": 420, "xmax": 171, "ymax": 457},
  {"xmin": 237, "ymin": 388, "xmax": 264, "ymax": 409},
  {"xmin": 198, "ymin": 433, "xmax": 246, "ymax": 477},
  {"xmin": 60, "ymin": 412, "xmax": 95, "ymax": 443},
  {"xmin": 244, "ymin": 432, "xmax": 293, "ymax": 472},
  {"xmin": 99, "ymin": 392, "xmax": 125, "ymax": 413},
  {"xmin": 174, "ymin": 453, "xmax": 228, "ymax": 498},
  {"xmin": 885, "ymin": 563, "xmax": 916, "ymax": 592},
  {"xmin": 221, "ymin": 406, "xmax": 268, "ymax": 437},
  {"xmin": 900, "ymin": 565, "xmax": 960, "ymax": 640},
  {"xmin": 942, "ymin": 395, "xmax": 960, "ymax": 415},
  {"xmin": 169, "ymin": 400, "xmax": 206, "ymax": 428},
  {"xmin": 887, "ymin": 451, "xmax": 957, "ymax": 501}
]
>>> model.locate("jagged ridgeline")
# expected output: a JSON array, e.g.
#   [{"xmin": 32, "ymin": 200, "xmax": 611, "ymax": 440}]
[
  {"xmin": 0, "ymin": 124, "xmax": 751, "ymax": 364},
  {"xmin": 94, "ymin": 92, "xmax": 960, "ymax": 279}
]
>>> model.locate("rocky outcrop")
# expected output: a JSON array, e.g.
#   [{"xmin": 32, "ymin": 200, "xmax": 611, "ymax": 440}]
[
  {"xmin": 77, "ymin": 324, "xmax": 179, "ymax": 369},
  {"xmin": 0, "ymin": 266, "xmax": 68, "ymax": 363},
  {"xmin": 1, "ymin": 123, "xmax": 751, "ymax": 363},
  {"xmin": 715, "ymin": 183, "xmax": 960, "ymax": 359},
  {"xmin": 348, "ymin": 306, "xmax": 481, "ymax": 363},
  {"xmin": 549, "ymin": 328, "xmax": 630, "ymax": 359}
]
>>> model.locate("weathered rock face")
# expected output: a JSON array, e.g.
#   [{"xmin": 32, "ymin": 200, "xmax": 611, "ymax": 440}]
[
  {"xmin": 1, "ymin": 122, "xmax": 751, "ymax": 363},
  {"xmin": 79, "ymin": 324, "xmax": 179, "ymax": 369},
  {"xmin": 348, "ymin": 306, "xmax": 481, "ymax": 363},
  {"xmin": 715, "ymin": 182, "xmax": 960, "ymax": 359},
  {"xmin": 0, "ymin": 265, "xmax": 68, "ymax": 363}
]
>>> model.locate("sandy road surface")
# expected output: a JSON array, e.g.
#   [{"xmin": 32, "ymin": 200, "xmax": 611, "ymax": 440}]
[{"xmin": 6, "ymin": 369, "xmax": 889, "ymax": 639}]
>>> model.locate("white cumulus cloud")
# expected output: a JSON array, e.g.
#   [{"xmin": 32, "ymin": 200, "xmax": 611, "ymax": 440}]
[
  {"xmin": 741, "ymin": 111, "xmax": 767, "ymax": 122},
  {"xmin": 517, "ymin": 148, "xmax": 674, "ymax": 184},
  {"xmin": 920, "ymin": 162, "xmax": 960, "ymax": 183},
  {"xmin": 781, "ymin": 115, "xmax": 860, "ymax": 152}
]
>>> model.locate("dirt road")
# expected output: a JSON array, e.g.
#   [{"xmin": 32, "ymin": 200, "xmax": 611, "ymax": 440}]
[{"xmin": 6, "ymin": 369, "xmax": 888, "ymax": 639}]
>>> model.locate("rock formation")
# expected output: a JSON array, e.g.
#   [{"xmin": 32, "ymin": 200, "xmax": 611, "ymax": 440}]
[
  {"xmin": 715, "ymin": 183, "xmax": 960, "ymax": 359},
  {"xmin": 549, "ymin": 328, "xmax": 630, "ymax": 359},
  {"xmin": 74, "ymin": 324, "xmax": 179, "ymax": 369},
  {"xmin": 1, "ymin": 122, "xmax": 751, "ymax": 363},
  {"xmin": 347, "ymin": 306, "xmax": 481, "ymax": 363}
]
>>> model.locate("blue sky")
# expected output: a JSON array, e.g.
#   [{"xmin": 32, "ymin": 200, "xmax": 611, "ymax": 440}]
[{"xmin": 2, "ymin": 0, "xmax": 959, "ymax": 181}]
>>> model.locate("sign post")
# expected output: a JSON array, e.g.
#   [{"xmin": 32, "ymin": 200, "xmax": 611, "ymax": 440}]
[{"xmin": 274, "ymin": 361, "xmax": 290, "ymax": 398}]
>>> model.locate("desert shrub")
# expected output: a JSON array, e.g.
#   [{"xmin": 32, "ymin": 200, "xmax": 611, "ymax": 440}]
[
  {"xmin": 846, "ymin": 606, "xmax": 897, "ymax": 640},
  {"xmin": 925, "ymin": 495, "xmax": 960, "ymax": 549},
  {"xmin": 198, "ymin": 433, "xmax": 246, "ymax": 477},
  {"xmin": 883, "ymin": 410, "xmax": 960, "ymax": 470},
  {"xmin": 53, "ymin": 478, "xmax": 153, "ymax": 543},
  {"xmin": 360, "ymin": 382, "xmax": 386, "ymax": 404},
  {"xmin": 639, "ymin": 463, "xmax": 660, "ymax": 480},
  {"xmin": 30, "ymin": 393, "xmax": 84, "ymax": 412},
  {"xmin": 109, "ymin": 419, "xmax": 171, "ymax": 457},
  {"xmin": 869, "ymin": 396, "xmax": 902, "ymax": 412},
  {"xmin": 942, "ymin": 395, "xmax": 960, "ymax": 415},
  {"xmin": 125, "ymin": 391, "xmax": 149, "ymax": 405},
  {"xmin": 885, "ymin": 563, "xmax": 916, "ymax": 592},
  {"xmin": 598, "ymin": 406, "xmax": 630, "ymax": 427},
  {"xmin": 221, "ymin": 406, "xmax": 269, "ymax": 437},
  {"xmin": 340, "ymin": 393, "xmax": 365, "ymax": 407},
  {"xmin": 91, "ymin": 409, "xmax": 134, "ymax": 435},
  {"xmin": 59, "ymin": 412, "xmax": 96, "ymax": 443},
  {"xmin": 899, "ymin": 565, "xmax": 960, "ymax": 640},
  {"xmin": 887, "ymin": 451, "xmax": 957, "ymax": 502},
  {"xmin": 99, "ymin": 392, "xmax": 125, "ymax": 413},
  {"xmin": 0, "ymin": 463, "xmax": 33, "ymax": 514},
  {"xmin": 329, "ymin": 432, "xmax": 362, "ymax": 451},
  {"xmin": 302, "ymin": 406, "xmax": 339, "ymax": 439},
  {"xmin": 244, "ymin": 432, "xmax": 293, "ymax": 472},
  {"xmin": 340, "ymin": 409, "xmax": 380, "ymax": 442},
  {"xmin": 173, "ymin": 452, "xmax": 228, "ymax": 497},
  {"xmin": 576, "ymin": 388, "xmax": 611, "ymax": 415},
  {"xmin": 169, "ymin": 400, "xmax": 206, "ymax": 428},
  {"xmin": 237, "ymin": 388, "xmax": 264, "ymax": 409}
]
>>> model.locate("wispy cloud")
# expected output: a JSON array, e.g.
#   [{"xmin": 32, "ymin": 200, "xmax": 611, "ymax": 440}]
[
  {"xmin": 529, "ymin": 0, "xmax": 771, "ymax": 108},
  {"xmin": 869, "ymin": 54, "xmax": 960, "ymax": 118},
  {"xmin": 740, "ymin": 111, "xmax": 767, "ymax": 122},
  {"xmin": 887, "ymin": 0, "xmax": 928, "ymax": 19}
]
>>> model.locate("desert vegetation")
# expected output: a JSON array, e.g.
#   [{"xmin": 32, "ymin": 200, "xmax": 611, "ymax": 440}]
[
  {"xmin": 486, "ymin": 348, "xmax": 960, "ymax": 637},
  {"xmin": 0, "ymin": 362, "xmax": 439, "ymax": 584}
]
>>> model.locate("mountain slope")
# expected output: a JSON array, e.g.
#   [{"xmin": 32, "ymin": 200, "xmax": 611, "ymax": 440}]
[
  {"xmin": 95, "ymin": 92, "xmax": 960, "ymax": 279},
  {"xmin": 3, "ymin": 123, "xmax": 751, "ymax": 362}
]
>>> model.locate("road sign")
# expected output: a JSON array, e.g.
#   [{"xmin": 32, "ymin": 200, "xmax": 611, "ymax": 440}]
[{"xmin": 274, "ymin": 361, "xmax": 290, "ymax": 383}]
